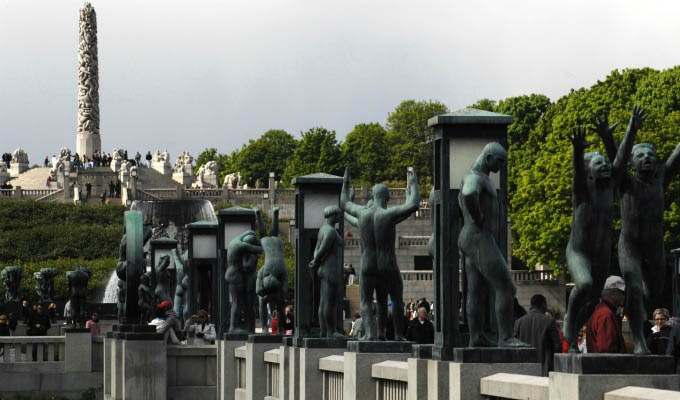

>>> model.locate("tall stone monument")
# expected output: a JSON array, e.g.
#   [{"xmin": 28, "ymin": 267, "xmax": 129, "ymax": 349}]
[{"xmin": 76, "ymin": 3, "xmax": 101, "ymax": 159}]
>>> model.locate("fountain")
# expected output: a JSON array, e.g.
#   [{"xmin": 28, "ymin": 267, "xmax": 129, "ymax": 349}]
[{"xmin": 101, "ymin": 199, "xmax": 217, "ymax": 303}]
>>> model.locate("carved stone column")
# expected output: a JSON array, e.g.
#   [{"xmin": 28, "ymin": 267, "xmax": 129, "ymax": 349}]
[{"xmin": 76, "ymin": 3, "xmax": 101, "ymax": 159}]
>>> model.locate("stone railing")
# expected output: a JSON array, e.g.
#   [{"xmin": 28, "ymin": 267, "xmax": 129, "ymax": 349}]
[
  {"xmin": 0, "ymin": 189, "xmax": 13, "ymax": 198},
  {"xmin": 235, "ymin": 345, "xmax": 247, "ymax": 399},
  {"xmin": 136, "ymin": 188, "xmax": 162, "ymax": 201},
  {"xmin": 401, "ymin": 270, "xmax": 433, "ymax": 281},
  {"xmin": 143, "ymin": 188, "xmax": 178, "ymax": 199},
  {"xmin": 184, "ymin": 188, "xmax": 223, "ymax": 198},
  {"xmin": 0, "ymin": 336, "xmax": 65, "ymax": 362},
  {"xmin": 36, "ymin": 188, "xmax": 64, "ymax": 202},
  {"xmin": 398, "ymin": 236, "xmax": 430, "ymax": 248},
  {"xmin": 22, "ymin": 189, "xmax": 60, "ymax": 199},
  {"xmin": 319, "ymin": 355, "xmax": 344, "ymax": 400},
  {"xmin": 511, "ymin": 270, "xmax": 556, "ymax": 281},
  {"xmin": 345, "ymin": 238, "xmax": 361, "ymax": 248},
  {"xmin": 372, "ymin": 360, "xmax": 408, "ymax": 400},
  {"xmin": 274, "ymin": 189, "xmax": 295, "ymax": 201},
  {"xmin": 264, "ymin": 348, "xmax": 281, "ymax": 399}
]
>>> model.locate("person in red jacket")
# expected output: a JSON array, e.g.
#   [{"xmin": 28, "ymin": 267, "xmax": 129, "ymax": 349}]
[{"xmin": 585, "ymin": 276, "xmax": 626, "ymax": 353}]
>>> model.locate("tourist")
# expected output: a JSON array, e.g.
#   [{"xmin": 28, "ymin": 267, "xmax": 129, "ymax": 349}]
[
  {"xmin": 646, "ymin": 308, "xmax": 672, "ymax": 355},
  {"xmin": 153, "ymin": 300, "xmax": 184, "ymax": 345},
  {"xmin": 585, "ymin": 276, "xmax": 626, "ymax": 353},
  {"xmin": 270, "ymin": 310, "xmax": 279, "ymax": 334},
  {"xmin": 28, "ymin": 304, "xmax": 51, "ymax": 361},
  {"xmin": 44, "ymin": 156, "xmax": 48, "ymax": 167},
  {"xmin": 7, "ymin": 313, "xmax": 17, "ymax": 336},
  {"xmin": 514, "ymin": 298, "xmax": 527, "ymax": 319},
  {"xmin": 513, "ymin": 294, "xmax": 561, "ymax": 376},
  {"xmin": 21, "ymin": 300, "xmax": 31, "ymax": 324},
  {"xmin": 48, "ymin": 303, "xmax": 57, "ymax": 324},
  {"xmin": 406, "ymin": 306, "xmax": 434, "ymax": 344},
  {"xmin": 85, "ymin": 182, "xmax": 92, "ymax": 200},
  {"xmin": 64, "ymin": 300, "xmax": 74, "ymax": 326},
  {"xmin": 100, "ymin": 191, "xmax": 107, "ymax": 204},
  {"xmin": 85, "ymin": 313, "xmax": 101, "ymax": 336},
  {"xmin": 145, "ymin": 151, "xmax": 152, "ymax": 167},
  {"xmin": 185, "ymin": 310, "xmax": 216, "ymax": 345},
  {"xmin": 108, "ymin": 180, "xmax": 115, "ymax": 198},
  {"xmin": 0, "ymin": 315, "xmax": 10, "ymax": 358},
  {"xmin": 350, "ymin": 312, "xmax": 363, "ymax": 339},
  {"xmin": 115, "ymin": 181, "xmax": 121, "ymax": 198},
  {"xmin": 281, "ymin": 305, "xmax": 294, "ymax": 335}
]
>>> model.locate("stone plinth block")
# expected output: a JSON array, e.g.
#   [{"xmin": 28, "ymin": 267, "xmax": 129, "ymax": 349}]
[
  {"xmin": 554, "ymin": 354, "xmax": 675, "ymax": 375},
  {"xmin": 76, "ymin": 132, "xmax": 101, "ymax": 159},
  {"xmin": 246, "ymin": 339, "xmax": 280, "ymax": 400},
  {"xmin": 65, "ymin": 329, "xmax": 92, "ymax": 373},
  {"xmin": 408, "ymin": 358, "xmax": 429, "ymax": 400},
  {"xmin": 604, "ymin": 386, "xmax": 680, "ymax": 400},
  {"xmin": 449, "ymin": 362, "xmax": 541, "ymax": 400},
  {"xmin": 278, "ymin": 344, "xmax": 292, "ymax": 400},
  {"xmin": 549, "ymin": 372, "xmax": 680, "ymax": 400},
  {"xmin": 122, "ymin": 339, "xmax": 167, "ymax": 400},
  {"xmin": 218, "ymin": 337, "xmax": 248, "ymax": 400},
  {"xmin": 427, "ymin": 359, "xmax": 450, "ymax": 400},
  {"xmin": 412, "ymin": 344, "xmax": 433, "ymax": 359},
  {"xmin": 300, "ymin": 347, "xmax": 346, "ymax": 400},
  {"xmin": 287, "ymin": 345, "xmax": 300, "ymax": 400},
  {"xmin": 453, "ymin": 347, "xmax": 537, "ymax": 363},
  {"xmin": 343, "ymin": 351, "xmax": 409, "ymax": 400},
  {"xmin": 347, "ymin": 340, "xmax": 413, "ymax": 353},
  {"xmin": 299, "ymin": 337, "xmax": 350, "ymax": 348},
  {"xmin": 151, "ymin": 161, "xmax": 172, "ymax": 176},
  {"xmin": 172, "ymin": 172, "xmax": 193, "ymax": 187},
  {"xmin": 480, "ymin": 373, "xmax": 549, "ymax": 400},
  {"xmin": 9, "ymin": 163, "xmax": 28, "ymax": 178}
]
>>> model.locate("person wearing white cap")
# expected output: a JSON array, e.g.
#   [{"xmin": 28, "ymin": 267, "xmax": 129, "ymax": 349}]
[{"xmin": 585, "ymin": 276, "xmax": 626, "ymax": 353}]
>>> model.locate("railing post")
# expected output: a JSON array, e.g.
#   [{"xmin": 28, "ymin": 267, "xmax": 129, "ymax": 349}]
[
  {"xmin": 65, "ymin": 328, "xmax": 92, "ymax": 372},
  {"xmin": 14, "ymin": 186, "xmax": 22, "ymax": 199},
  {"xmin": 176, "ymin": 184, "xmax": 184, "ymax": 200}
]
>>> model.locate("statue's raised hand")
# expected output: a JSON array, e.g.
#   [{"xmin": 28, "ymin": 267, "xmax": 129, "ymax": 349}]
[
  {"xmin": 349, "ymin": 185, "xmax": 356, "ymax": 202},
  {"xmin": 630, "ymin": 105, "xmax": 647, "ymax": 131},
  {"xmin": 343, "ymin": 168, "xmax": 352, "ymax": 187},
  {"xmin": 568, "ymin": 126, "xmax": 591, "ymax": 150},
  {"xmin": 590, "ymin": 110, "xmax": 619, "ymax": 139}
]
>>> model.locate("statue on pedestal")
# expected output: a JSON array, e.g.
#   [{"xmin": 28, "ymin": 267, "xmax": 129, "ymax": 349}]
[
  {"xmin": 562, "ymin": 107, "xmax": 644, "ymax": 352},
  {"xmin": 154, "ymin": 255, "xmax": 173, "ymax": 304},
  {"xmin": 34, "ymin": 268, "xmax": 58, "ymax": 303},
  {"xmin": 340, "ymin": 167, "xmax": 419, "ymax": 341},
  {"xmin": 458, "ymin": 143, "xmax": 529, "ymax": 347},
  {"xmin": 115, "ymin": 223, "xmax": 153, "ymax": 323},
  {"xmin": 67, "ymin": 266, "xmax": 91, "ymax": 328},
  {"xmin": 255, "ymin": 207, "xmax": 288, "ymax": 332},
  {"xmin": 172, "ymin": 249, "xmax": 190, "ymax": 320},
  {"xmin": 138, "ymin": 272, "xmax": 155, "ymax": 324},
  {"xmin": 1, "ymin": 266, "xmax": 23, "ymax": 302},
  {"xmin": 594, "ymin": 107, "xmax": 680, "ymax": 354},
  {"xmin": 226, "ymin": 229, "xmax": 263, "ymax": 333},
  {"xmin": 309, "ymin": 206, "xmax": 345, "ymax": 338}
]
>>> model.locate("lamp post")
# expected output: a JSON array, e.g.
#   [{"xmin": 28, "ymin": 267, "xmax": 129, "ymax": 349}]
[
  {"xmin": 292, "ymin": 173, "xmax": 343, "ymax": 339},
  {"xmin": 187, "ymin": 221, "xmax": 218, "ymax": 325},
  {"xmin": 428, "ymin": 108, "xmax": 512, "ymax": 359},
  {"xmin": 217, "ymin": 207, "xmax": 257, "ymax": 335}
]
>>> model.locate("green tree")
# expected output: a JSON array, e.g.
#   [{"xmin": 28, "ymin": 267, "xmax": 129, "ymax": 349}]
[
  {"xmin": 342, "ymin": 123, "xmax": 389, "ymax": 185},
  {"xmin": 282, "ymin": 127, "xmax": 343, "ymax": 184},
  {"xmin": 385, "ymin": 100, "xmax": 448, "ymax": 180},
  {"xmin": 233, "ymin": 129, "xmax": 298, "ymax": 187}
]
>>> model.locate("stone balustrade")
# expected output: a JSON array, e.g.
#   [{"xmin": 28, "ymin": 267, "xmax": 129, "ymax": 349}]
[
  {"xmin": 372, "ymin": 360, "xmax": 408, "ymax": 400},
  {"xmin": 319, "ymin": 355, "xmax": 344, "ymax": 400},
  {"xmin": 345, "ymin": 238, "xmax": 361, "ymax": 248},
  {"xmin": 398, "ymin": 235, "xmax": 430, "ymax": 247},
  {"xmin": 511, "ymin": 269, "xmax": 556, "ymax": 281},
  {"xmin": 264, "ymin": 348, "xmax": 281, "ymax": 400},
  {"xmin": 400, "ymin": 270, "xmax": 433, "ymax": 281},
  {"xmin": 0, "ymin": 336, "xmax": 65, "ymax": 362},
  {"xmin": 234, "ymin": 345, "xmax": 247, "ymax": 400}
]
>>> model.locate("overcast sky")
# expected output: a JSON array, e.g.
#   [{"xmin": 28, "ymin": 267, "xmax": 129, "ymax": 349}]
[{"xmin": 1, "ymin": 0, "xmax": 680, "ymax": 164}]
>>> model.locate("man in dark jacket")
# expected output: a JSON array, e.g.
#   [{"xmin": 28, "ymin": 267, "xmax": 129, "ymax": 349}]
[
  {"xmin": 514, "ymin": 294, "xmax": 561, "ymax": 376},
  {"xmin": 27, "ymin": 304, "xmax": 51, "ymax": 361},
  {"xmin": 406, "ymin": 306, "xmax": 434, "ymax": 344}
]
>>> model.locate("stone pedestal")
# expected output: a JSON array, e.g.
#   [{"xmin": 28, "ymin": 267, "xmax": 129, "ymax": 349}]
[
  {"xmin": 172, "ymin": 171, "xmax": 193, "ymax": 187},
  {"xmin": 76, "ymin": 132, "xmax": 101, "ymax": 159},
  {"xmin": 298, "ymin": 338, "xmax": 350, "ymax": 400},
  {"xmin": 407, "ymin": 358, "xmax": 429, "ymax": 400},
  {"xmin": 151, "ymin": 160, "xmax": 172, "ymax": 176},
  {"xmin": 284, "ymin": 337, "xmax": 300, "ymax": 400},
  {"xmin": 427, "ymin": 359, "xmax": 449, "ymax": 400},
  {"xmin": 64, "ymin": 328, "xmax": 92, "ymax": 373},
  {"xmin": 107, "ymin": 324, "xmax": 166, "ymax": 400},
  {"xmin": 550, "ymin": 354, "xmax": 679, "ymax": 400},
  {"xmin": 246, "ymin": 335, "xmax": 283, "ymax": 400},
  {"xmin": 9, "ymin": 163, "xmax": 28, "ymax": 178},
  {"xmin": 103, "ymin": 334, "xmax": 112, "ymax": 398},
  {"xmin": 447, "ymin": 348, "xmax": 541, "ymax": 400},
  {"xmin": 218, "ymin": 333, "xmax": 249, "ymax": 400}
]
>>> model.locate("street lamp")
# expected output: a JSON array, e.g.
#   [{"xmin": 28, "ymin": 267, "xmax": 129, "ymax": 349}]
[
  {"xmin": 187, "ymin": 221, "xmax": 218, "ymax": 326},
  {"xmin": 428, "ymin": 108, "xmax": 512, "ymax": 359},
  {"xmin": 292, "ymin": 173, "xmax": 343, "ymax": 339}
]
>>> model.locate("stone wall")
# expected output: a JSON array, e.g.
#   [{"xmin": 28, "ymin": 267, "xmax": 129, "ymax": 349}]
[{"xmin": 167, "ymin": 345, "xmax": 217, "ymax": 400}]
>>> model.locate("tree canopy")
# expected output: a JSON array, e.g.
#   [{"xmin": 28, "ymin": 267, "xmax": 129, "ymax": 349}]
[
  {"xmin": 282, "ymin": 127, "xmax": 344, "ymax": 185},
  {"xmin": 233, "ymin": 129, "xmax": 298, "ymax": 187},
  {"xmin": 342, "ymin": 122, "xmax": 389, "ymax": 185}
]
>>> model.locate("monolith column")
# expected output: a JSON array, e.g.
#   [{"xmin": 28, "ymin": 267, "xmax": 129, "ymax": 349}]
[{"xmin": 76, "ymin": 3, "xmax": 101, "ymax": 158}]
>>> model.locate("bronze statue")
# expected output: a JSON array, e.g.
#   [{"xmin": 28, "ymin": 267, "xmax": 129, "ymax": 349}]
[
  {"xmin": 154, "ymin": 254, "xmax": 172, "ymax": 304},
  {"xmin": 138, "ymin": 272, "xmax": 155, "ymax": 324},
  {"xmin": 309, "ymin": 205, "xmax": 345, "ymax": 338},
  {"xmin": 340, "ymin": 168, "xmax": 419, "ymax": 341},
  {"xmin": 459, "ymin": 143, "xmax": 528, "ymax": 347},
  {"xmin": 563, "ymin": 106, "xmax": 644, "ymax": 352},
  {"xmin": 67, "ymin": 266, "xmax": 91, "ymax": 329},
  {"xmin": 595, "ymin": 107, "xmax": 678, "ymax": 354},
  {"xmin": 1, "ymin": 266, "xmax": 22, "ymax": 302},
  {"xmin": 172, "ymin": 249, "xmax": 190, "ymax": 320},
  {"xmin": 255, "ymin": 207, "xmax": 288, "ymax": 332},
  {"xmin": 34, "ymin": 268, "xmax": 58, "ymax": 303},
  {"xmin": 226, "ymin": 228, "xmax": 262, "ymax": 333}
]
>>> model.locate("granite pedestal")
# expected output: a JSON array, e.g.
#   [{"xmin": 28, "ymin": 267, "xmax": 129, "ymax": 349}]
[
  {"xmin": 64, "ymin": 328, "xmax": 92, "ymax": 373},
  {"xmin": 218, "ymin": 333, "xmax": 249, "ymax": 400},
  {"xmin": 283, "ymin": 337, "xmax": 300, "ymax": 400},
  {"xmin": 298, "ymin": 338, "xmax": 350, "ymax": 400},
  {"xmin": 343, "ymin": 340, "xmax": 413, "ymax": 400},
  {"xmin": 448, "ymin": 348, "xmax": 541, "ymax": 400},
  {"xmin": 246, "ymin": 335, "xmax": 283, "ymax": 400},
  {"xmin": 408, "ymin": 357, "xmax": 429, "ymax": 400},
  {"xmin": 550, "ymin": 354, "xmax": 680, "ymax": 400}
]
